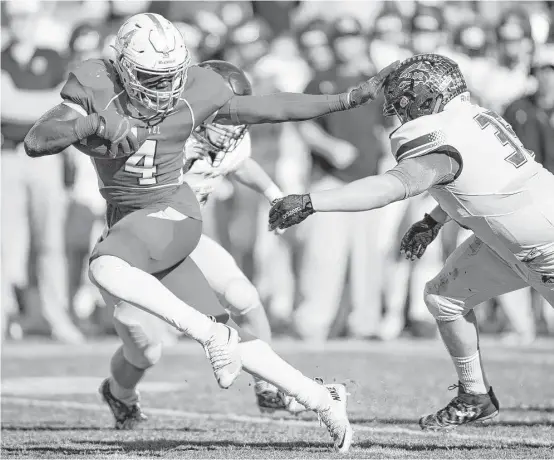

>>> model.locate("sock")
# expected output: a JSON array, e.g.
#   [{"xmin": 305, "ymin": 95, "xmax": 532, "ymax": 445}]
[
  {"xmin": 109, "ymin": 377, "xmax": 140, "ymax": 407},
  {"xmin": 110, "ymin": 346, "xmax": 146, "ymax": 390},
  {"xmin": 231, "ymin": 307, "xmax": 275, "ymax": 394},
  {"xmin": 452, "ymin": 350, "xmax": 488, "ymax": 394},
  {"xmin": 239, "ymin": 339, "xmax": 331, "ymax": 411},
  {"xmin": 93, "ymin": 257, "xmax": 213, "ymax": 343}
]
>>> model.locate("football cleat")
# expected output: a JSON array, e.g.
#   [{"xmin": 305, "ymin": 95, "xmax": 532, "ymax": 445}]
[
  {"xmin": 98, "ymin": 378, "xmax": 147, "ymax": 430},
  {"xmin": 256, "ymin": 389, "xmax": 308, "ymax": 415},
  {"xmin": 317, "ymin": 383, "xmax": 353, "ymax": 453},
  {"xmin": 203, "ymin": 322, "xmax": 242, "ymax": 389},
  {"xmin": 419, "ymin": 383, "xmax": 500, "ymax": 430}
]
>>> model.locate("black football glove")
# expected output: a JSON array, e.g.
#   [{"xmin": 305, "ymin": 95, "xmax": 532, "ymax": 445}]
[
  {"xmin": 400, "ymin": 213, "xmax": 443, "ymax": 261},
  {"xmin": 95, "ymin": 109, "xmax": 143, "ymax": 158},
  {"xmin": 269, "ymin": 194, "xmax": 315, "ymax": 231},
  {"xmin": 346, "ymin": 60, "xmax": 400, "ymax": 108}
]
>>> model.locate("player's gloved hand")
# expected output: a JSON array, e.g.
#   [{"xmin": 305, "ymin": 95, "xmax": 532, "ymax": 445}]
[
  {"xmin": 95, "ymin": 110, "xmax": 143, "ymax": 158},
  {"xmin": 400, "ymin": 213, "xmax": 443, "ymax": 261},
  {"xmin": 269, "ymin": 194, "xmax": 315, "ymax": 231},
  {"xmin": 345, "ymin": 60, "xmax": 400, "ymax": 108}
]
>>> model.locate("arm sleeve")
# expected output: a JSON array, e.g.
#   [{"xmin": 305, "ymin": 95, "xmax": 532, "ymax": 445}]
[
  {"xmin": 385, "ymin": 153, "xmax": 461, "ymax": 199},
  {"xmin": 60, "ymin": 72, "xmax": 95, "ymax": 114},
  {"xmin": 214, "ymin": 92, "xmax": 349, "ymax": 125}
]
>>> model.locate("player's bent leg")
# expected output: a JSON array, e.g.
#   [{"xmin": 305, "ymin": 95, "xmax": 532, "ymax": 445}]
[
  {"xmin": 88, "ymin": 210, "xmax": 222, "ymax": 344},
  {"xmin": 420, "ymin": 236, "xmax": 526, "ymax": 430}
]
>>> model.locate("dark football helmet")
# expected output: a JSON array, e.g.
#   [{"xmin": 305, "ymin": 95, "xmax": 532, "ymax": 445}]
[
  {"xmin": 383, "ymin": 54, "xmax": 468, "ymax": 124},
  {"xmin": 193, "ymin": 60, "xmax": 252, "ymax": 156}
]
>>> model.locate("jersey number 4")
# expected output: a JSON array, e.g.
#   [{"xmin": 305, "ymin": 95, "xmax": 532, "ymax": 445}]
[
  {"xmin": 474, "ymin": 110, "xmax": 531, "ymax": 168},
  {"xmin": 124, "ymin": 140, "xmax": 158, "ymax": 185}
]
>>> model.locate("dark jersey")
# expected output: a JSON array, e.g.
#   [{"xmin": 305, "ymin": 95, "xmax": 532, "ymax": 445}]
[{"xmin": 60, "ymin": 59, "xmax": 233, "ymax": 211}]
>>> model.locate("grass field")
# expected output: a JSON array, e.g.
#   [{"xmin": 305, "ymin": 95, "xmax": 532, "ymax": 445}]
[{"xmin": 2, "ymin": 337, "xmax": 553, "ymax": 459}]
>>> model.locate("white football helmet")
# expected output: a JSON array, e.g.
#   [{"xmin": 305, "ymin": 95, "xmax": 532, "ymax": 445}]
[{"xmin": 113, "ymin": 13, "xmax": 191, "ymax": 114}]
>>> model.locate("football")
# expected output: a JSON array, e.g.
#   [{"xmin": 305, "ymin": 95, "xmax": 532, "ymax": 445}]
[{"xmin": 73, "ymin": 127, "xmax": 147, "ymax": 158}]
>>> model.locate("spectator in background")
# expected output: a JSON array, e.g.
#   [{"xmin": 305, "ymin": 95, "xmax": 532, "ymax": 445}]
[
  {"xmin": 63, "ymin": 23, "xmax": 110, "ymax": 335},
  {"xmin": 504, "ymin": 44, "xmax": 554, "ymax": 173},
  {"xmin": 1, "ymin": 0, "xmax": 84, "ymax": 343},
  {"xmin": 503, "ymin": 43, "xmax": 554, "ymax": 340},
  {"xmin": 294, "ymin": 16, "xmax": 387, "ymax": 341},
  {"xmin": 369, "ymin": 5, "xmax": 411, "ymax": 71}
]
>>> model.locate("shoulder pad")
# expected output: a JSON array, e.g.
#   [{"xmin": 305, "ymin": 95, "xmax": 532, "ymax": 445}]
[
  {"xmin": 60, "ymin": 59, "xmax": 120, "ymax": 114},
  {"xmin": 390, "ymin": 115, "xmax": 447, "ymax": 162},
  {"xmin": 187, "ymin": 65, "xmax": 233, "ymax": 101}
]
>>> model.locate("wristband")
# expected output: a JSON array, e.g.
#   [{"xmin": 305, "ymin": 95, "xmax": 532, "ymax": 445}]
[
  {"xmin": 74, "ymin": 113, "xmax": 100, "ymax": 140},
  {"xmin": 263, "ymin": 183, "xmax": 283, "ymax": 203}
]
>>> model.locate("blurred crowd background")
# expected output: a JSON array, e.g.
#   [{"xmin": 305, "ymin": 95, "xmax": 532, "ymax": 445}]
[{"xmin": 2, "ymin": 0, "xmax": 554, "ymax": 345}]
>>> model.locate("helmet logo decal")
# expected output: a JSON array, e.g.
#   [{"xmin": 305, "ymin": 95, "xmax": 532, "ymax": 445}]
[{"xmin": 121, "ymin": 29, "xmax": 138, "ymax": 49}]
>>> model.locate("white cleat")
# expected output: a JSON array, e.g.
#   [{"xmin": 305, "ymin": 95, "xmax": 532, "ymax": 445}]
[
  {"xmin": 318, "ymin": 384, "xmax": 353, "ymax": 453},
  {"xmin": 203, "ymin": 322, "xmax": 242, "ymax": 389}
]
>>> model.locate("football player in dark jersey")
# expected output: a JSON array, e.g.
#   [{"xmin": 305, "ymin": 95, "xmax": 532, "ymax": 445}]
[{"xmin": 22, "ymin": 13, "xmax": 399, "ymax": 452}]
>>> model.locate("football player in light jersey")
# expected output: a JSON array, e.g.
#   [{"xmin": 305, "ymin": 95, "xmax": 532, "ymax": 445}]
[
  {"xmin": 23, "ymin": 13, "xmax": 401, "ymax": 451},
  {"xmin": 183, "ymin": 60, "xmax": 304, "ymax": 414},
  {"xmin": 269, "ymin": 53, "xmax": 554, "ymax": 430}
]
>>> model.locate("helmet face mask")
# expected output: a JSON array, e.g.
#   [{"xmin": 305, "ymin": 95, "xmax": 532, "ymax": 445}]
[
  {"xmin": 383, "ymin": 54, "xmax": 467, "ymax": 124},
  {"xmin": 114, "ymin": 13, "xmax": 191, "ymax": 116},
  {"xmin": 192, "ymin": 123, "xmax": 248, "ymax": 158},
  {"xmin": 191, "ymin": 60, "xmax": 253, "ymax": 161}
]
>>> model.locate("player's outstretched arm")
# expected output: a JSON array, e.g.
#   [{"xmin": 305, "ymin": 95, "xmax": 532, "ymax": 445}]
[
  {"xmin": 232, "ymin": 158, "xmax": 283, "ymax": 204},
  {"xmin": 215, "ymin": 61, "xmax": 399, "ymax": 125},
  {"xmin": 268, "ymin": 152, "xmax": 460, "ymax": 231},
  {"xmin": 24, "ymin": 103, "xmax": 97, "ymax": 157}
]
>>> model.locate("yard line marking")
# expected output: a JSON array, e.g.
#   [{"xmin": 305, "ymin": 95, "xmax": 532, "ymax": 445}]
[{"xmin": 2, "ymin": 396, "xmax": 552, "ymax": 448}]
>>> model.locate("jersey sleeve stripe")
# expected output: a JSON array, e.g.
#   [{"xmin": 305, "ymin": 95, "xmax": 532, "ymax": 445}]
[
  {"xmin": 396, "ymin": 131, "xmax": 445, "ymax": 161},
  {"xmin": 63, "ymin": 101, "xmax": 88, "ymax": 117},
  {"xmin": 181, "ymin": 97, "xmax": 195, "ymax": 136}
]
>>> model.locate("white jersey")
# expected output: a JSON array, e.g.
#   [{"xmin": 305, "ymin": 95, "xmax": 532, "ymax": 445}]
[
  {"xmin": 183, "ymin": 132, "xmax": 252, "ymax": 206},
  {"xmin": 390, "ymin": 95, "xmax": 554, "ymax": 276}
]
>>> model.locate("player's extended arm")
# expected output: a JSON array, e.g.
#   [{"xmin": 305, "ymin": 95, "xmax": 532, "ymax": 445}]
[
  {"xmin": 232, "ymin": 157, "xmax": 283, "ymax": 203},
  {"xmin": 25, "ymin": 103, "xmax": 141, "ymax": 158},
  {"xmin": 268, "ymin": 153, "xmax": 460, "ymax": 230},
  {"xmin": 214, "ymin": 61, "xmax": 399, "ymax": 125},
  {"xmin": 24, "ymin": 103, "xmax": 96, "ymax": 157}
]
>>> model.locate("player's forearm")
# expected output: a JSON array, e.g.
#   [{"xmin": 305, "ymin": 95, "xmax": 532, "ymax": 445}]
[
  {"xmin": 233, "ymin": 158, "xmax": 283, "ymax": 203},
  {"xmin": 429, "ymin": 205, "xmax": 451, "ymax": 225},
  {"xmin": 310, "ymin": 174, "xmax": 406, "ymax": 212},
  {"xmin": 225, "ymin": 93, "xmax": 351, "ymax": 124},
  {"xmin": 24, "ymin": 109, "xmax": 98, "ymax": 157}
]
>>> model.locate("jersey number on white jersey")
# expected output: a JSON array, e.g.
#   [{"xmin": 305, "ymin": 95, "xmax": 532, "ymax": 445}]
[
  {"xmin": 124, "ymin": 140, "xmax": 158, "ymax": 185},
  {"xmin": 473, "ymin": 110, "xmax": 530, "ymax": 169}
]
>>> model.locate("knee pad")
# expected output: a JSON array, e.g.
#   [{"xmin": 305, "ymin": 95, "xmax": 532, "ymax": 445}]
[
  {"xmin": 113, "ymin": 303, "xmax": 163, "ymax": 369},
  {"xmin": 89, "ymin": 255, "xmax": 129, "ymax": 290},
  {"xmin": 424, "ymin": 280, "xmax": 470, "ymax": 322},
  {"xmin": 224, "ymin": 278, "xmax": 262, "ymax": 316}
]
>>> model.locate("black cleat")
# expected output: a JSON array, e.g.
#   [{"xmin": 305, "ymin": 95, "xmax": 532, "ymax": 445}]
[
  {"xmin": 419, "ymin": 383, "xmax": 499, "ymax": 430},
  {"xmin": 99, "ymin": 378, "xmax": 147, "ymax": 430}
]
